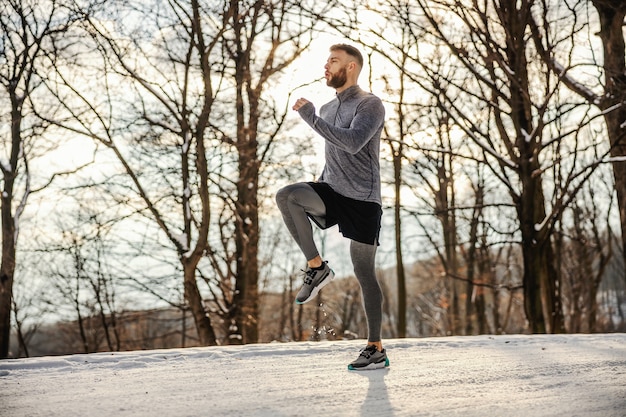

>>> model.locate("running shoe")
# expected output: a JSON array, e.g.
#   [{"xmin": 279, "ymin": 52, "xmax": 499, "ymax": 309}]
[
  {"xmin": 295, "ymin": 261, "xmax": 335, "ymax": 304},
  {"xmin": 348, "ymin": 345, "xmax": 389, "ymax": 371}
]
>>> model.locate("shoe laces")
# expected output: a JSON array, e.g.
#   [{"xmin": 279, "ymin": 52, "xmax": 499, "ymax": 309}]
[
  {"xmin": 360, "ymin": 345, "xmax": 379, "ymax": 358},
  {"xmin": 302, "ymin": 268, "xmax": 316, "ymax": 285}
]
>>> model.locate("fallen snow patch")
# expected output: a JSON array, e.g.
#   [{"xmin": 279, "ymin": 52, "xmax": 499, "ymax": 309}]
[{"xmin": 1, "ymin": 334, "xmax": 625, "ymax": 417}]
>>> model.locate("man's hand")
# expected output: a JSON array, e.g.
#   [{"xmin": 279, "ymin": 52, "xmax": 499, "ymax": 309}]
[{"xmin": 292, "ymin": 97, "xmax": 311, "ymax": 111}]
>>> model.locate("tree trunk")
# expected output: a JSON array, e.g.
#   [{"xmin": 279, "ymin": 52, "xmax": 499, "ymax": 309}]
[
  {"xmin": 0, "ymin": 203, "xmax": 16, "ymax": 358},
  {"xmin": 183, "ymin": 260, "xmax": 216, "ymax": 346},
  {"xmin": 516, "ymin": 135, "xmax": 563, "ymax": 333},
  {"xmin": 391, "ymin": 58, "xmax": 408, "ymax": 339},
  {"xmin": 233, "ymin": 128, "xmax": 261, "ymax": 344},
  {"xmin": 434, "ymin": 130, "xmax": 464, "ymax": 335},
  {"xmin": 228, "ymin": 0, "xmax": 262, "ymax": 345},
  {"xmin": 0, "ymin": 89, "xmax": 22, "ymax": 358},
  {"xmin": 592, "ymin": 0, "xmax": 626, "ymax": 281},
  {"xmin": 504, "ymin": 0, "xmax": 563, "ymax": 333},
  {"xmin": 393, "ymin": 145, "xmax": 407, "ymax": 338}
]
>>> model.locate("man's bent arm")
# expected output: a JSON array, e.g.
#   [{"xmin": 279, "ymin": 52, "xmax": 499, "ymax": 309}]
[{"xmin": 297, "ymin": 98, "xmax": 384, "ymax": 154}]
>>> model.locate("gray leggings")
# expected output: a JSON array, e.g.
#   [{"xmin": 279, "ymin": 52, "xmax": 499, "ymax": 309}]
[{"xmin": 276, "ymin": 182, "xmax": 383, "ymax": 342}]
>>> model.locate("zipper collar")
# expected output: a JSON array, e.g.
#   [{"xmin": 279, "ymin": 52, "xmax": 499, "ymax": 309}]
[{"xmin": 336, "ymin": 85, "xmax": 361, "ymax": 102}]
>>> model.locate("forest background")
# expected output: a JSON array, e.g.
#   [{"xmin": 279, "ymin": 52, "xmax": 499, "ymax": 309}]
[{"xmin": 1, "ymin": 0, "xmax": 625, "ymax": 359}]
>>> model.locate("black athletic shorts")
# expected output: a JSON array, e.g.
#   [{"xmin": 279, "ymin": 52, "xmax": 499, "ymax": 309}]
[{"xmin": 307, "ymin": 182, "xmax": 382, "ymax": 246}]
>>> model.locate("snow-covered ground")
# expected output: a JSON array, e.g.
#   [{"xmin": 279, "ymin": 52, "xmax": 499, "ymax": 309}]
[{"xmin": 1, "ymin": 334, "xmax": 625, "ymax": 417}]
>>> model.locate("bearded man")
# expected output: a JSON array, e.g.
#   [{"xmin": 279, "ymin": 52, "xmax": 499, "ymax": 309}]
[{"xmin": 275, "ymin": 44, "xmax": 388, "ymax": 371}]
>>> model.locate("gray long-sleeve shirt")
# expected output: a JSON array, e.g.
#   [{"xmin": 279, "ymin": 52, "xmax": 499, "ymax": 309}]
[{"xmin": 297, "ymin": 85, "xmax": 385, "ymax": 205}]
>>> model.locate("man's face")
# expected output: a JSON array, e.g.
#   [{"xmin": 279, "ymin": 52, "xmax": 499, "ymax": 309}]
[{"xmin": 325, "ymin": 50, "xmax": 350, "ymax": 89}]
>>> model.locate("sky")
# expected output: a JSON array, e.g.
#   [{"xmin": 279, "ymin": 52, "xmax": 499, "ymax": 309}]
[{"xmin": 1, "ymin": 333, "xmax": 625, "ymax": 416}]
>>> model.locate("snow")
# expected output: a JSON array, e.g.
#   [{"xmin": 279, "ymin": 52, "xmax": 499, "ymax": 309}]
[
  {"xmin": 553, "ymin": 61, "xmax": 597, "ymax": 102},
  {"xmin": 1, "ymin": 334, "xmax": 625, "ymax": 417}
]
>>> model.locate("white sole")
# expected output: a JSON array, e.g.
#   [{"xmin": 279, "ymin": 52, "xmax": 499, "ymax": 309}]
[{"xmin": 348, "ymin": 361, "xmax": 388, "ymax": 371}]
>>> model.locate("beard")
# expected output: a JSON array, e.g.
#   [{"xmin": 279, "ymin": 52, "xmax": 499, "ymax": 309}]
[{"xmin": 326, "ymin": 66, "xmax": 348, "ymax": 89}]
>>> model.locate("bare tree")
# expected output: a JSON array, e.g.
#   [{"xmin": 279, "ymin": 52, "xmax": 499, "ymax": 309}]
[
  {"xmin": 36, "ymin": 0, "xmax": 225, "ymax": 346},
  {"xmin": 203, "ymin": 0, "xmax": 336, "ymax": 343},
  {"xmin": 0, "ymin": 0, "xmax": 86, "ymax": 358},
  {"xmin": 408, "ymin": 0, "xmax": 617, "ymax": 333},
  {"xmin": 530, "ymin": 0, "xmax": 626, "ymax": 277},
  {"xmin": 37, "ymin": 0, "xmax": 337, "ymax": 346},
  {"xmin": 379, "ymin": 30, "xmax": 415, "ymax": 339},
  {"xmin": 557, "ymin": 173, "xmax": 615, "ymax": 332},
  {"xmin": 355, "ymin": 1, "xmax": 501, "ymax": 336}
]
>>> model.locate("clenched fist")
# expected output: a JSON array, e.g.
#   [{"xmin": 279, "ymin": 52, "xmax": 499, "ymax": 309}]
[{"xmin": 292, "ymin": 97, "xmax": 311, "ymax": 111}]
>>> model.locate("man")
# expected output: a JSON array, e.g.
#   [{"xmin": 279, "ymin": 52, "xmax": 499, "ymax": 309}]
[{"xmin": 275, "ymin": 44, "xmax": 387, "ymax": 370}]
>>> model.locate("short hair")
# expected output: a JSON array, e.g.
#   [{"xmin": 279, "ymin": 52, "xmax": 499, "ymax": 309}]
[{"xmin": 330, "ymin": 44, "xmax": 364, "ymax": 68}]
